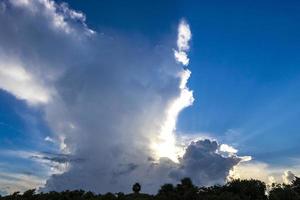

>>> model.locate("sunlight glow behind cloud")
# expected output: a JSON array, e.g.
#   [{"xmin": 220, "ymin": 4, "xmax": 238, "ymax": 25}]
[
  {"xmin": 153, "ymin": 20, "xmax": 194, "ymax": 163},
  {"xmin": 153, "ymin": 70, "xmax": 194, "ymax": 163}
]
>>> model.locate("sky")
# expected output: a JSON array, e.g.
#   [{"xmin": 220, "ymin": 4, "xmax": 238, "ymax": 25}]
[{"xmin": 0, "ymin": 0, "xmax": 300, "ymax": 195}]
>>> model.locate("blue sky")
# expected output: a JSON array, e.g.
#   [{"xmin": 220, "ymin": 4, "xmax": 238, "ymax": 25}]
[
  {"xmin": 180, "ymin": 0, "xmax": 300, "ymax": 164},
  {"xmin": 0, "ymin": 0, "xmax": 300, "ymax": 195}
]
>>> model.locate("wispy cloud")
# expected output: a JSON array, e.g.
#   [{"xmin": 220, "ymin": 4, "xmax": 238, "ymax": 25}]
[
  {"xmin": 0, "ymin": 171, "xmax": 45, "ymax": 195},
  {"xmin": 0, "ymin": 149, "xmax": 79, "ymax": 177}
]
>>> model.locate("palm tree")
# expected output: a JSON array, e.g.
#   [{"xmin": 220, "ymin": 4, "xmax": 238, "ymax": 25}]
[{"xmin": 132, "ymin": 182, "xmax": 141, "ymax": 194}]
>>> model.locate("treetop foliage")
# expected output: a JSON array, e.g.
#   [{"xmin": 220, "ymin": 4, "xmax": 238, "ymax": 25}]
[{"xmin": 2, "ymin": 177, "xmax": 300, "ymax": 200}]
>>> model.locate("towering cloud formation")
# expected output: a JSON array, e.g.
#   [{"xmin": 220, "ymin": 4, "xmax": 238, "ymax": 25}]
[
  {"xmin": 153, "ymin": 20, "xmax": 194, "ymax": 163},
  {"xmin": 0, "ymin": 0, "xmax": 247, "ymax": 193}
]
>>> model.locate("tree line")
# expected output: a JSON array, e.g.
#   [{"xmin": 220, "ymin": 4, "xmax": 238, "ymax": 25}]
[{"xmin": 1, "ymin": 176, "xmax": 300, "ymax": 200}]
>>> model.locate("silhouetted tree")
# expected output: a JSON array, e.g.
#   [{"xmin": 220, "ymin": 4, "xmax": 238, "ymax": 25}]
[
  {"xmin": 132, "ymin": 183, "xmax": 141, "ymax": 194},
  {"xmin": 158, "ymin": 184, "xmax": 175, "ymax": 195},
  {"xmin": 22, "ymin": 189, "xmax": 35, "ymax": 200},
  {"xmin": 269, "ymin": 183, "xmax": 299, "ymax": 200},
  {"xmin": 83, "ymin": 191, "xmax": 96, "ymax": 199},
  {"xmin": 3, "ymin": 177, "xmax": 300, "ymax": 200},
  {"xmin": 157, "ymin": 184, "xmax": 177, "ymax": 200},
  {"xmin": 226, "ymin": 179, "xmax": 267, "ymax": 200},
  {"xmin": 175, "ymin": 178, "xmax": 198, "ymax": 200},
  {"xmin": 291, "ymin": 176, "xmax": 300, "ymax": 196},
  {"xmin": 102, "ymin": 192, "xmax": 117, "ymax": 200}
]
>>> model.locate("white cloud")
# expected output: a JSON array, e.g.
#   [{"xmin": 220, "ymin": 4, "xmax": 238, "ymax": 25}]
[
  {"xmin": 174, "ymin": 19, "xmax": 192, "ymax": 66},
  {"xmin": 229, "ymin": 162, "xmax": 272, "ymax": 183},
  {"xmin": 9, "ymin": 0, "xmax": 93, "ymax": 35},
  {"xmin": 174, "ymin": 51, "xmax": 189, "ymax": 66},
  {"xmin": 229, "ymin": 161, "xmax": 300, "ymax": 186},
  {"xmin": 220, "ymin": 144, "xmax": 238, "ymax": 154},
  {"xmin": 153, "ymin": 69, "xmax": 194, "ymax": 163},
  {"xmin": 177, "ymin": 19, "xmax": 191, "ymax": 52},
  {"xmin": 152, "ymin": 20, "xmax": 194, "ymax": 163},
  {"xmin": 0, "ymin": 62, "xmax": 52, "ymax": 105},
  {"xmin": 44, "ymin": 136, "xmax": 55, "ymax": 143}
]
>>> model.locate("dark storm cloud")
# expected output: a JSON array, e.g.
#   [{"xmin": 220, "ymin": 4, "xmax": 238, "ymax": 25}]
[{"xmin": 169, "ymin": 140, "xmax": 241, "ymax": 186}]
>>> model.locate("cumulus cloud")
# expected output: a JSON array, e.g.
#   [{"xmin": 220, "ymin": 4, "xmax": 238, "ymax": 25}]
[
  {"xmin": 229, "ymin": 162, "xmax": 273, "ymax": 184},
  {"xmin": 174, "ymin": 20, "xmax": 191, "ymax": 66},
  {"xmin": 170, "ymin": 140, "xmax": 242, "ymax": 186},
  {"xmin": 0, "ymin": 0, "xmax": 247, "ymax": 194},
  {"xmin": 229, "ymin": 161, "xmax": 299, "ymax": 186}
]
